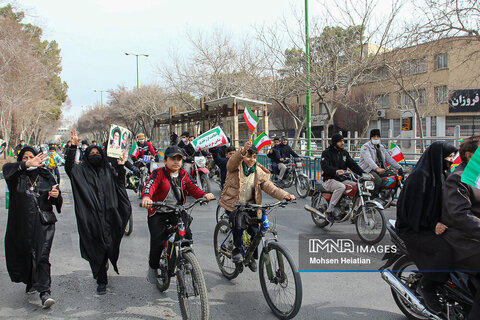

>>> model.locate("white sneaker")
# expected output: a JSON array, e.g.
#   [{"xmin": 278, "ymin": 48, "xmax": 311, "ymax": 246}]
[{"xmin": 146, "ymin": 267, "xmax": 158, "ymax": 284}]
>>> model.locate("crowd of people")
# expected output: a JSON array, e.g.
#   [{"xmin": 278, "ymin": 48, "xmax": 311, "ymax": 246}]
[{"xmin": 2, "ymin": 128, "xmax": 479, "ymax": 319}]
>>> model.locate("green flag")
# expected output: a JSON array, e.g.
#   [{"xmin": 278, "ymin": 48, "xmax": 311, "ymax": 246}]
[{"xmin": 461, "ymin": 147, "xmax": 480, "ymax": 189}]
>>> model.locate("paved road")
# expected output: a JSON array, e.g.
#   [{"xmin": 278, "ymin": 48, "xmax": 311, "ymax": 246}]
[{"xmin": 0, "ymin": 168, "xmax": 404, "ymax": 319}]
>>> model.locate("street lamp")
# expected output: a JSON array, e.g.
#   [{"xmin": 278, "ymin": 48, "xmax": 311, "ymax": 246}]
[
  {"xmin": 305, "ymin": 0, "xmax": 312, "ymax": 156},
  {"xmin": 94, "ymin": 89, "xmax": 106, "ymax": 106},
  {"xmin": 125, "ymin": 52, "xmax": 149, "ymax": 88}
]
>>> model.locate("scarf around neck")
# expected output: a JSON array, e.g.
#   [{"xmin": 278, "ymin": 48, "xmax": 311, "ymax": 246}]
[{"xmin": 242, "ymin": 161, "xmax": 256, "ymax": 176}]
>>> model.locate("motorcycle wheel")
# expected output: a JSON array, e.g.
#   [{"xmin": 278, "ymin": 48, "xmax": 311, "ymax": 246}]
[
  {"xmin": 310, "ymin": 196, "xmax": 329, "ymax": 228},
  {"xmin": 295, "ymin": 175, "xmax": 310, "ymax": 198},
  {"xmin": 200, "ymin": 173, "xmax": 211, "ymax": 193},
  {"xmin": 390, "ymin": 256, "xmax": 428, "ymax": 320},
  {"xmin": 355, "ymin": 204, "xmax": 386, "ymax": 245}
]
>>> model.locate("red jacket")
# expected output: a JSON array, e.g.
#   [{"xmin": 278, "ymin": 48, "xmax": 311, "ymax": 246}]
[
  {"xmin": 141, "ymin": 167, "xmax": 206, "ymax": 216},
  {"xmin": 131, "ymin": 141, "xmax": 156, "ymax": 162}
]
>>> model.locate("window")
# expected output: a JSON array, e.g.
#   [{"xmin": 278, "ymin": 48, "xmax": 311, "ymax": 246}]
[
  {"xmin": 434, "ymin": 85, "xmax": 448, "ymax": 103},
  {"xmin": 399, "ymin": 89, "xmax": 426, "ymax": 106},
  {"xmin": 435, "ymin": 53, "xmax": 448, "ymax": 70},
  {"xmin": 376, "ymin": 94, "xmax": 390, "ymax": 108},
  {"xmin": 401, "ymin": 57, "xmax": 427, "ymax": 76}
]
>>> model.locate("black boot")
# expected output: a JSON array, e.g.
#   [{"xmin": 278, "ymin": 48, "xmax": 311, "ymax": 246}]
[{"xmin": 417, "ymin": 278, "xmax": 442, "ymax": 315}]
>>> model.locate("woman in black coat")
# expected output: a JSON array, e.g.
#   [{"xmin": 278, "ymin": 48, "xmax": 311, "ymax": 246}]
[
  {"xmin": 3, "ymin": 146, "xmax": 62, "ymax": 309},
  {"xmin": 395, "ymin": 141, "xmax": 457, "ymax": 315}
]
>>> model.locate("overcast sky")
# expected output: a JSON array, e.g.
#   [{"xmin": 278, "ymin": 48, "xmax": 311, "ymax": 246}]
[
  {"xmin": 11, "ymin": 0, "xmax": 405, "ymax": 125},
  {"xmin": 9, "ymin": 0, "xmax": 316, "ymax": 123}
]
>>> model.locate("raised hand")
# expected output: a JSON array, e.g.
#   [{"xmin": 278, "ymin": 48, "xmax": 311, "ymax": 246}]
[
  {"xmin": 71, "ymin": 130, "xmax": 80, "ymax": 146},
  {"xmin": 118, "ymin": 150, "xmax": 127, "ymax": 165},
  {"xmin": 26, "ymin": 153, "xmax": 48, "ymax": 168}
]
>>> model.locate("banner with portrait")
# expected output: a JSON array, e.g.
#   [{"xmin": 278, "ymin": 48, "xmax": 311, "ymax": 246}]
[{"xmin": 107, "ymin": 124, "xmax": 132, "ymax": 158}]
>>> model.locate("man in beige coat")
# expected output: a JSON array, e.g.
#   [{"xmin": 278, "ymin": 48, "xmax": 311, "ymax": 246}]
[{"xmin": 218, "ymin": 141, "xmax": 295, "ymax": 271}]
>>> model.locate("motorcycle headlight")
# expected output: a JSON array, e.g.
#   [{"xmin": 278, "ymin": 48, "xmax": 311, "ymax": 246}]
[{"xmin": 364, "ymin": 181, "xmax": 375, "ymax": 190}]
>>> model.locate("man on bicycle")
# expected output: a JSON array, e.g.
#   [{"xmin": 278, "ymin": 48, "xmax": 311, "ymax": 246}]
[
  {"xmin": 218, "ymin": 141, "xmax": 295, "ymax": 271},
  {"xmin": 141, "ymin": 145, "xmax": 214, "ymax": 284}
]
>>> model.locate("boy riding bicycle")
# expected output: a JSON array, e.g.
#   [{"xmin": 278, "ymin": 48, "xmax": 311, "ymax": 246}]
[
  {"xmin": 141, "ymin": 145, "xmax": 214, "ymax": 283},
  {"xmin": 218, "ymin": 141, "xmax": 295, "ymax": 271}
]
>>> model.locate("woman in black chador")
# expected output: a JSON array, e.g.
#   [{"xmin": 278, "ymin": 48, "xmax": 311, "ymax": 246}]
[
  {"xmin": 3, "ymin": 146, "xmax": 62, "ymax": 309},
  {"xmin": 65, "ymin": 130, "xmax": 131, "ymax": 295},
  {"xmin": 395, "ymin": 141, "xmax": 457, "ymax": 315}
]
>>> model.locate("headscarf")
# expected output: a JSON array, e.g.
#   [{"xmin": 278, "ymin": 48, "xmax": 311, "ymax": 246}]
[
  {"xmin": 396, "ymin": 141, "xmax": 457, "ymax": 233},
  {"xmin": 17, "ymin": 146, "xmax": 38, "ymax": 162},
  {"xmin": 84, "ymin": 145, "xmax": 109, "ymax": 170}
]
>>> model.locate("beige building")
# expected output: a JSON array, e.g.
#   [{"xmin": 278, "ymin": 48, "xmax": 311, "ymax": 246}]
[{"xmin": 315, "ymin": 37, "xmax": 480, "ymax": 138}]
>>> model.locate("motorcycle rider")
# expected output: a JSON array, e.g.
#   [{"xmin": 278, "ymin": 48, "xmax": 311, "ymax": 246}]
[
  {"xmin": 442, "ymin": 135, "xmax": 480, "ymax": 320},
  {"xmin": 320, "ymin": 133, "xmax": 367, "ymax": 224},
  {"xmin": 267, "ymin": 137, "xmax": 281, "ymax": 178},
  {"xmin": 140, "ymin": 145, "xmax": 214, "ymax": 284},
  {"xmin": 358, "ymin": 129, "xmax": 403, "ymax": 198},
  {"xmin": 130, "ymin": 133, "xmax": 158, "ymax": 174},
  {"xmin": 218, "ymin": 141, "xmax": 295, "ymax": 271},
  {"xmin": 277, "ymin": 137, "xmax": 300, "ymax": 186},
  {"xmin": 395, "ymin": 141, "xmax": 457, "ymax": 315},
  {"xmin": 177, "ymin": 131, "xmax": 190, "ymax": 149}
]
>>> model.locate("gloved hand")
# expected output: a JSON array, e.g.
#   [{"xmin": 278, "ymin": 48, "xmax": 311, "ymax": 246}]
[
  {"xmin": 154, "ymin": 155, "xmax": 160, "ymax": 162},
  {"xmin": 398, "ymin": 167, "xmax": 404, "ymax": 176}
]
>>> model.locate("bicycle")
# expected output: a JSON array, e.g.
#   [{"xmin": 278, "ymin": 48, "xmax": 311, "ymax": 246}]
[
  {"xmin": 140, "ymin": 198, "xmax": 211, "ymax": 320},
  {"xmin": 213, "ymin": 200, "xmax": 302, "ymax": 319}
]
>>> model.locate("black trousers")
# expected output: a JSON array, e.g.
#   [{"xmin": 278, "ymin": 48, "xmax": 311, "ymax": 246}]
[
  {"xmin": 96, "ymin": 254, "xmax": 109, "ymax": 285},
  {"xmin": 148, "ymin": 213, "xmax": 192, "ymax": 269},
  {"xmin": 227, "ymin": 210, "xmax": 259, "ymax": 259},
  {"xmin": 30, "ymin": 221, "xmax": 55, "ymax": 293},
  {"xmin": 400, "ymin": 230, "xmax": 454, "ymax": 282}
]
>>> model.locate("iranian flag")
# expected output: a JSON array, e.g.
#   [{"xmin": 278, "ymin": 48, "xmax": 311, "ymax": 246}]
[
  {"xmin": 388, "ymin": 142, "xmax": 405, "ymax": 164},
  {"xmin": 461, "ymin": 147, "xmax": 480, "ymax": 189},
  {"xmin": 129, "ymin": 141, "xmax": 139, "ymax": 158},
  {"xmin": 243, "ymin": 104, "xmax": 259, "ymax": 131},
  {"xmin": 253, "ymin": 132, "xmax": 271, "ymax": 151},
  {"xmin": 9, "ymin": 147, "xmax": 14, "ymax": 157},
  {"xmin": 450, "ymin": 152, "xmax": 462, "ymax": 172}
]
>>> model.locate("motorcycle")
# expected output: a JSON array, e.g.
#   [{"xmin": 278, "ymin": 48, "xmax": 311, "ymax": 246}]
[
  {"xmin": 304, "ymin": 171, "xmax": 387, "ymax": 245},
  {"xmin": 136, "ymin": 155, "xmax": 159, "ymax": 199},
  {"xmin": 271, "ymin": 158, "xmax": 311, "ymax": 198},
  {"xmin": 184, "ymin": 155, "xmax": 211, "ymax": 193},
  {"xmin": 380, "ymin": 220, "xmax": 477, "ymax": 320},
  {"xmin": 376, "ymin": 169, "xmax": 404, "ymax": 209}
]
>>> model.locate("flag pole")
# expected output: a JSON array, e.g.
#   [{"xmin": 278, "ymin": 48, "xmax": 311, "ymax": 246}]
[{"xmin": 249, "ymin": 123, "xmax": 258, "ymax": 143}]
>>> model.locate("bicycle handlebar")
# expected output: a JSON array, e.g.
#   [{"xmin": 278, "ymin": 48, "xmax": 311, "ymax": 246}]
[
  {"xmin": 233, "ymin": 199, "xmax": 293, "ymax": 210},
  {"xmin": 138, "ymin": 197, "xmax": 214, "ymax": 210}
]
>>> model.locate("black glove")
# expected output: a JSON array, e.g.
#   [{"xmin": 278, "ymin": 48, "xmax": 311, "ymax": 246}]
[
  {"xmin": 398, "ymin": 168, "xmax": 404, "ymax": 176},
  {"xmin": 154, "ymin": 155, "xmax": 160, "ymax": 162},
  {"xmin": 133, "ymin": 167, "xmax": 140, "ymax": 176}
]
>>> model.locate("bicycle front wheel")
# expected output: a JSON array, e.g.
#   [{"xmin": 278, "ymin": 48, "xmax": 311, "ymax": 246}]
[
  {"xmin": 259, "ymin": 242, "xmax": 302, "ymax": 319},
  {"xmin": 177, "ymin": 251, "xmax": 209, "ymax": 320}
]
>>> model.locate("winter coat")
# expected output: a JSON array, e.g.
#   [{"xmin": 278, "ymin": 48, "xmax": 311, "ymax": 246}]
[
  {"xmin": 358, "ymin": 141, "xmax": 401, "ymax": 172},
  {"xmin": 218, "ymin": 149, "xmax": 288, "ymax": 212},
  {"xmin": 442, "ymin": 163, "xmax": 480, "ymax": 262},
  {"xmin": 320, "ymin": 145, "xmax": 364, "ymax": 182},
  {"xmin": 141, "ymin": 166, "xmax": 206, "ymax": 217}
]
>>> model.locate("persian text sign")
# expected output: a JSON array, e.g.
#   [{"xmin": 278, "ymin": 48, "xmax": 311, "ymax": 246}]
[{"xmin": 191, "ymin": 126, "xmax": 229, "ymax": 151}]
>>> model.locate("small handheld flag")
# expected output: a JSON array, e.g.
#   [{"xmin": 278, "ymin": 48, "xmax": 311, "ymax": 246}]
[{"xmin": 253, "ymin": 132, "xmax": 271, "ymax": 151}]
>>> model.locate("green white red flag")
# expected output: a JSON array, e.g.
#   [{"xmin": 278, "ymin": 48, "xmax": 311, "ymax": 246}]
[
  {"xmin": 461, "ymin": 147, "xmax": 480, "ymax": 189},
  {"xmin": 129, "ymin": 141, "xmax": 138, "ymax": 157},
  {"xmin": 388, "ymin": 142, "xmax": 405, "ymax": 164},
  {"xmin": 450, "ymin": 152, "xmax": 462, "ymax": 172},
  {"xmin": 253, "ymin": 132, "xmax": 271, "ymax": 151},
  {"xmin": 243, "ymin": 104, "xmax": 259, "ymax": 132}
]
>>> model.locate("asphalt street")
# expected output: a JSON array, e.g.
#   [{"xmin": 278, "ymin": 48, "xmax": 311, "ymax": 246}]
[{"xmin": 0, "ymin": 167, "xmax": 405, "ymax": 320}]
